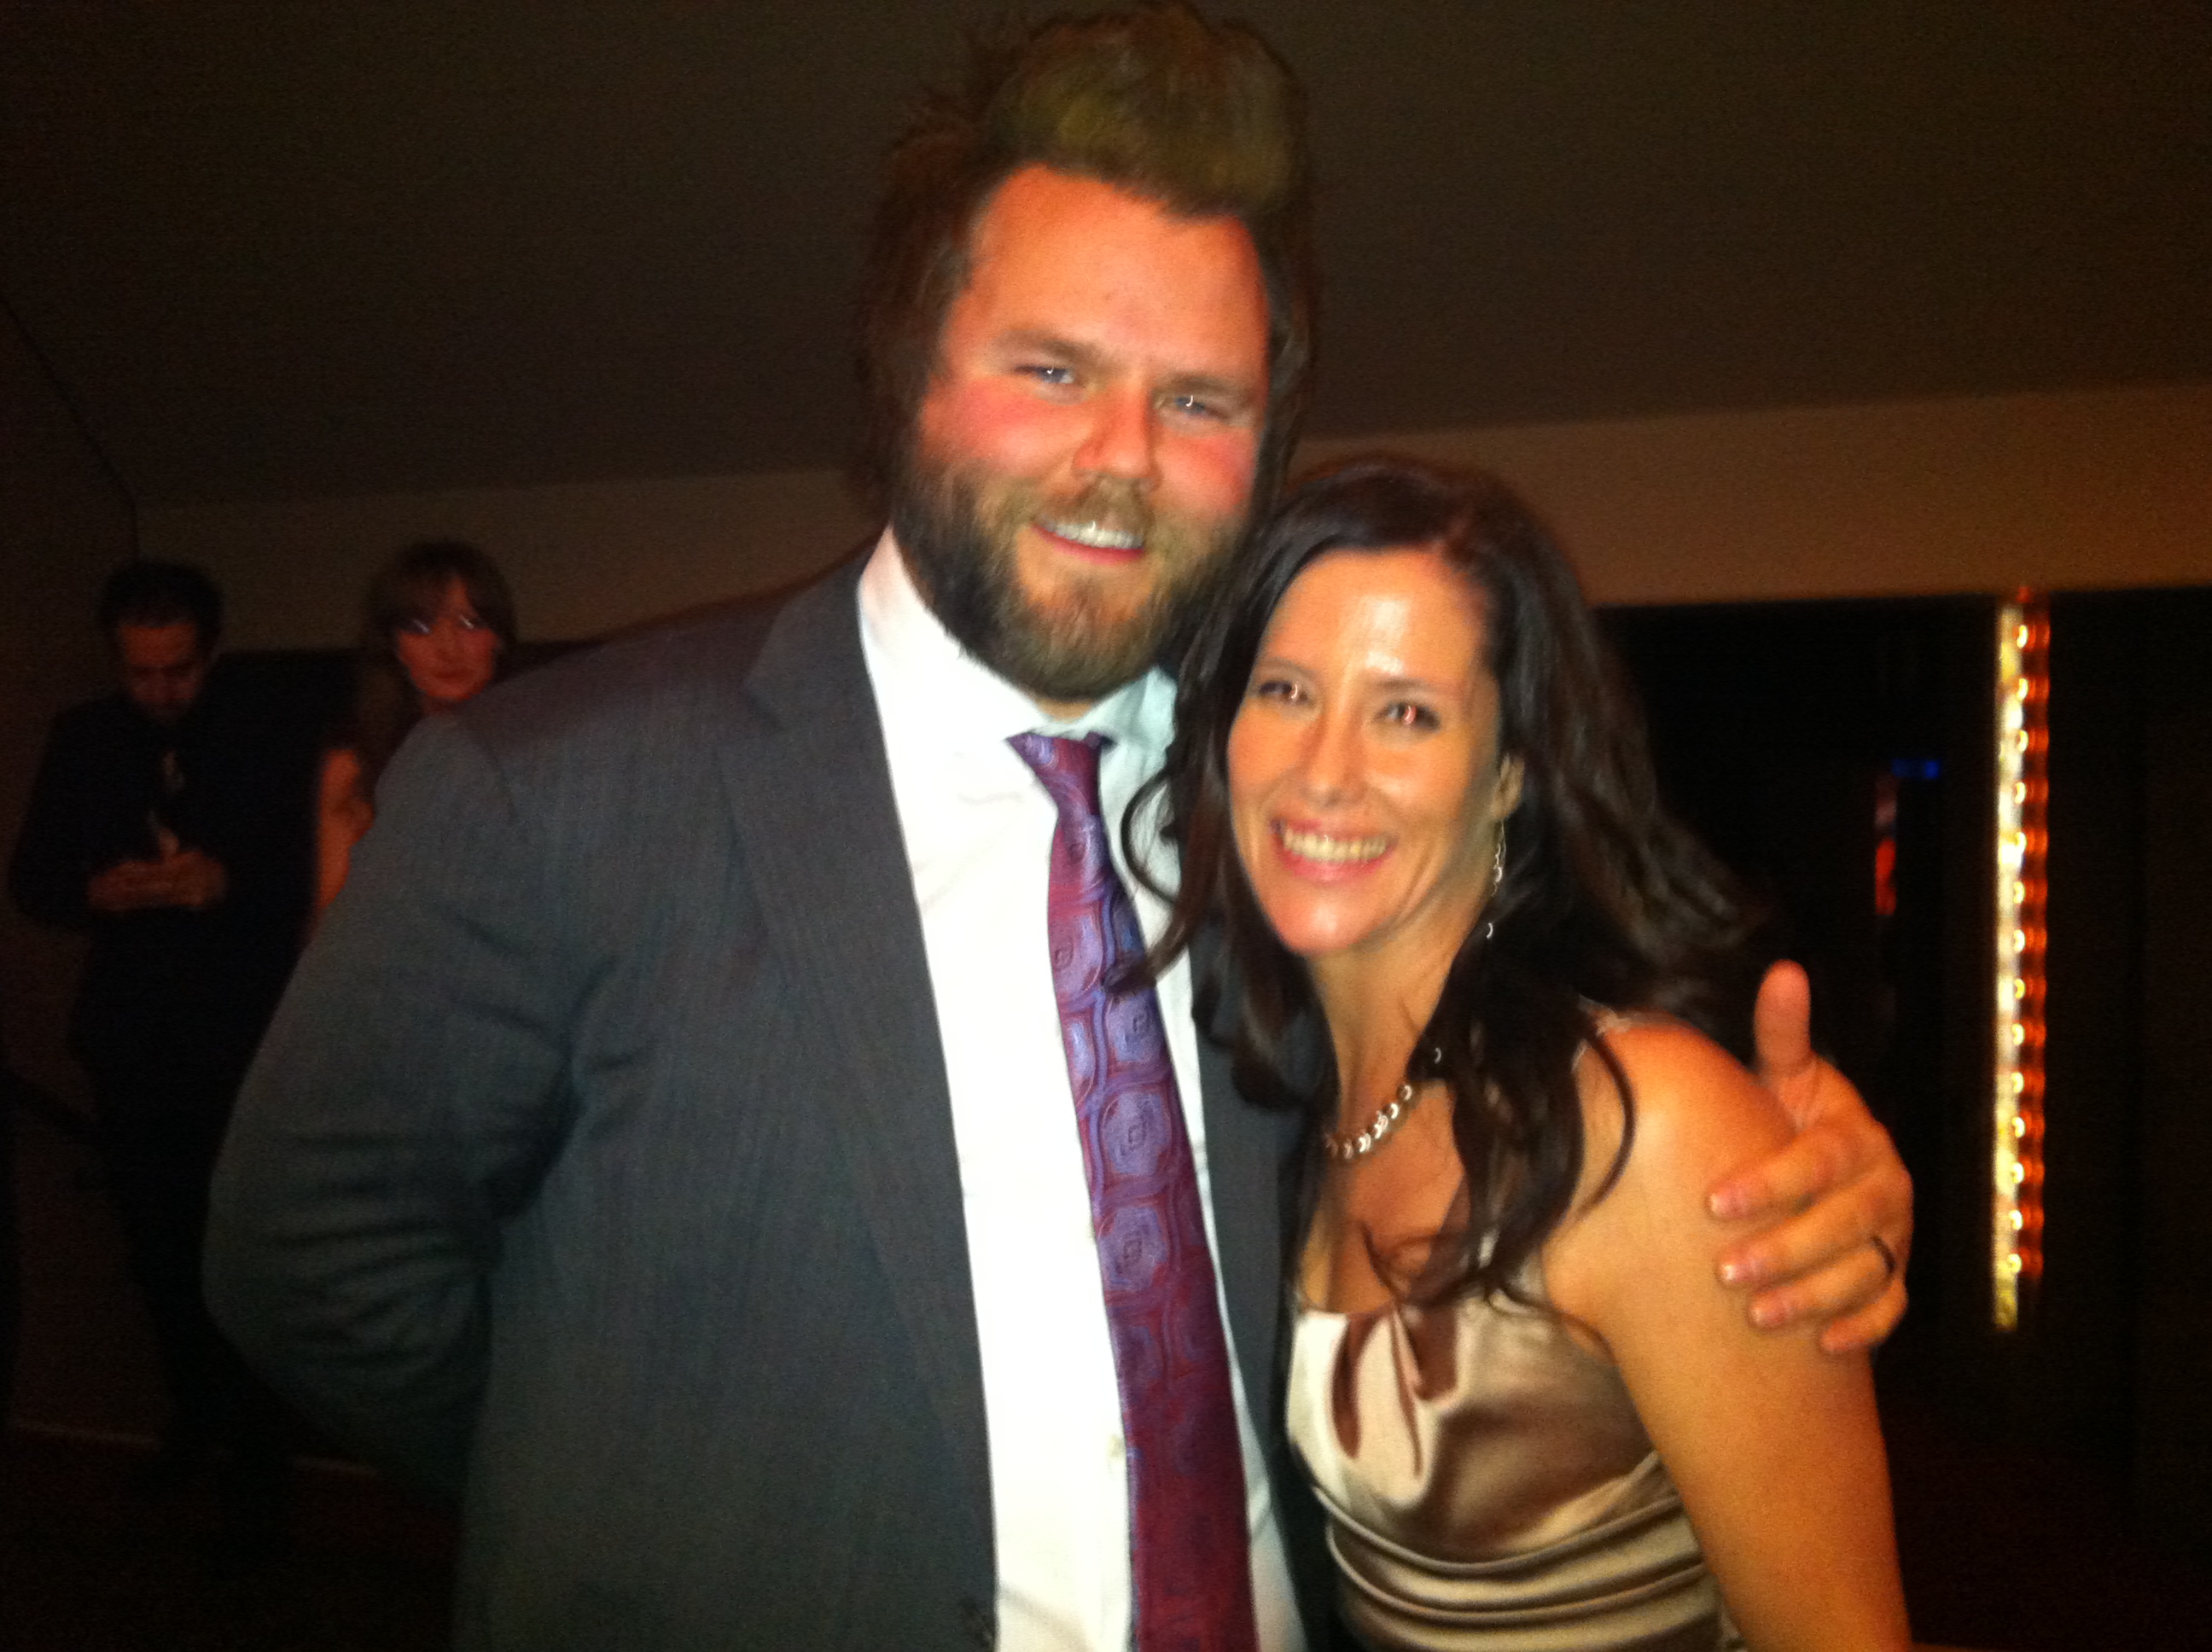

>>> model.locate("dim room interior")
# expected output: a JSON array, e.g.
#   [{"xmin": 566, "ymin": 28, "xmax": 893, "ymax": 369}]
[{"xmin": 3, "ymin": 4, "xmax": 2209, "ymax": 1647}]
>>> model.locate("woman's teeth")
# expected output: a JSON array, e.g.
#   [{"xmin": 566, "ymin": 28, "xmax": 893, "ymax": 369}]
[{"xmin": 1278, "ymin": 825, "xmax": 1388, "ymax": 864}]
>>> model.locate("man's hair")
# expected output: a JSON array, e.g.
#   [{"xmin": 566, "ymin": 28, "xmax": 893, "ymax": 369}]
[
  {"xmin": 97, "ymin": 561, "xmax": 223, "ymax": 652},
  {"xmin": 856, "ymin": 2, "xmax": 1314, "ymax": 511}
]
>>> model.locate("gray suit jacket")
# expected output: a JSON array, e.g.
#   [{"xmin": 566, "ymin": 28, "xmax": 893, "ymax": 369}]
[{"xmin": 208, "ymin": 560, "xmax": 1327, "ymax": 1650}]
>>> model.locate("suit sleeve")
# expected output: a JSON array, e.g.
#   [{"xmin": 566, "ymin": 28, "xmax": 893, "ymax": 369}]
[
  {"xmin": 9, "ymin": 713, "xmax": 98, "ymax": 933},
  {"xmin": 206, "ymin": 714, "xmax": 582, "ymax": 1498}
]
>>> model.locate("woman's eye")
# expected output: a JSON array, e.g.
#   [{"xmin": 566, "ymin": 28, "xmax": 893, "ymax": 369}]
[
  {"xmin": 1249, "ymin": 676, "xmax": 1302, "ymax": 705},
  {"xmin": 398, "ymin": 618, "xmax": 434, "ymax": 637},
  {"xmin": 455, "ymin": 614, "xmax": 484, "ymax": 631},
  {"xmin": 1167, "ymin": 393, "xmax": 1221, "ymax": 421},
  {"xmin": 1382, "ymin": 701, "xmax": 1440, "ymax": 730},
  {"xmin": 1022, "ymin": 364, "xmax": 1077, "ymax": 387}
]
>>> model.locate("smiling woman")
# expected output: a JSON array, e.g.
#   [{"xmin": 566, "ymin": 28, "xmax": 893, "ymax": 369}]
[
  {"xmin": 1225, "ymin": 547, "xmax": 1522, "ymax": 981},
  {"xmin": 1147, "ymin": 456, "xmax": 1912, "ymax": 1650}
]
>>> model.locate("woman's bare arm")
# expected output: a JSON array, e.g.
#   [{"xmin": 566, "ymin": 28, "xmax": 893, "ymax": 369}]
[
  {"xmin": 313, "ymin": 746, "xmax": 374, "ymax": 922},
  {"xmin": 1545, "ymin": 1021, "xmax": 1911, "ymax": 1651}
]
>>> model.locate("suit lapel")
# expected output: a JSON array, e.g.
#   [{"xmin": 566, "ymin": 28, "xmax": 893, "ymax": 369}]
[
  {"xmin": 1191, "ymin": 930, "xmax": 1300, "ymax": 1439},
  {"xmin": 701, "ymin": 565, "xmax": 1303, "ymax": 1567},
  {"xmin": 708, "ymin": 563, "xmax": 993, "ymax": 1547},
  {"xmin": 1193, "ymin": 934, "xmax": 1339, "ymax": 1642}
]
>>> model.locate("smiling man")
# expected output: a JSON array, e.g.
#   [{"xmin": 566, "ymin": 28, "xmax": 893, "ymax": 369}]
[
  {"xmin": 894, "ymin": 165, "xmax": 1271, "ymax": 715},
  {"xmin": 208, "ymin": 9, "xmax": 1910, "ymax": 1649}
]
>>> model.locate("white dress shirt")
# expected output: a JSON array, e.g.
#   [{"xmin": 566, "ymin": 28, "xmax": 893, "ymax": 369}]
[{"xmin": 859, "ymin": 535, "xmax": 1303, "ymax": 1652}]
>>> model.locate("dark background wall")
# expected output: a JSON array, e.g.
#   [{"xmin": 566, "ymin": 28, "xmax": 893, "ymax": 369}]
[
  {"xmin": 1, "ymin": 303, "xmax": 134, "ymax": 1108},
  {"xmin": 1609, "ymin": 590, "xmax": 2212, "ymax": 1564},
  {"xmin": 2044, "ymin": 591, "xmax": 2212, "ymax": 1548}
]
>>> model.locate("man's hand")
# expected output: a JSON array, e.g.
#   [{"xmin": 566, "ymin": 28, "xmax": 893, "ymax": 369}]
[
  {"xmin": 84, "ymin": 846, "xmax": 229, "ymax": 913},
  {"xmin": 1708, "ymin": 961, "xmax": 1913, "ymax": 1353},
  {"xmin": 157, "ymin": 846, "xmax": 230, "ymax": 910},
  {"xmin": 87, "ymin": 857, "xmax": 172, "ymax": 912}
]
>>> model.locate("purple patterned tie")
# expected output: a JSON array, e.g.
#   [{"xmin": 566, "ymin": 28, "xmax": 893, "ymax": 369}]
[{"xmin": 1010, "ymin": 732, "xmax": 1259, "ymax": 1652}]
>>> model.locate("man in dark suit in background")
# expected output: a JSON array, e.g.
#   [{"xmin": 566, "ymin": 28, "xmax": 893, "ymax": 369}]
[
  {"xmin": 10, "ymin": 561, "xmax": 301, "ymax": 1546},
  {"xmin": 208, "ymin": 9, "xmax": 1912, "ymax": 1648}
]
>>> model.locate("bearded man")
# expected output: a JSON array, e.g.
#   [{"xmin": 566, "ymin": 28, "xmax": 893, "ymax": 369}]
[{"xmin": 208, "ymin": 8, "xmax": 1909, "ymax": 1649}]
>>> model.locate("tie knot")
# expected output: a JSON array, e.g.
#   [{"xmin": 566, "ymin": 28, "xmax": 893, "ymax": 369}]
[{"xmin": 1009, "ymin": 731, "xmax": 1109, "ymax": 825}]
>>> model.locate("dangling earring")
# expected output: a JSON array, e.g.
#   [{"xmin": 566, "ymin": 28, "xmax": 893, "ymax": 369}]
[{"xmin": 1481, "ymin": 823, "xmax": 1507, "ymax": 940}]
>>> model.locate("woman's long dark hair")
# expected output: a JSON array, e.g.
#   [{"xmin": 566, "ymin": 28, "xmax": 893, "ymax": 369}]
[
  {"xmin": 1142, "ymin": 457, "xmax": 1760, "ymax": 1305},
  {"xmin": 346, "ymin": 540, "xmax": 517, "ymax": 793}
]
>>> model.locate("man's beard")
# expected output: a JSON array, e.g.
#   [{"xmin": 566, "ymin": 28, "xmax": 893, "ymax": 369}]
[{"xmin": 889, "ymin": 443, "xmax": 1243, "ymax": 706}]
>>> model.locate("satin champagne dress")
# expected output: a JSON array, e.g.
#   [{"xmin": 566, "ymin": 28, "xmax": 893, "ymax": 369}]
[{"xmin": 1287, "ymin": 1273, "xmax": 1743, "ymax": 1651}]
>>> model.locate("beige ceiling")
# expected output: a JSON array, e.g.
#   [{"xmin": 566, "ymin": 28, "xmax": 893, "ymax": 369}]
[{"xmin": 4, "ymin": 1, "xmax": 2208, "ymax": 507}]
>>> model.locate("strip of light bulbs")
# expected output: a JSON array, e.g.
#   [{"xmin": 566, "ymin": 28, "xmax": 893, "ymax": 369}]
[{"xmin": 1992, "ymin": 596, "xmax": 2047, "ymax": 1330}]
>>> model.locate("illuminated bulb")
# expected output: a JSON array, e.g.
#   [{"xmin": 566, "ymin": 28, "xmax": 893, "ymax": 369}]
[{"xmin": 1993, "ymin": 602, "xmax": 2047, "ymax": 1333}]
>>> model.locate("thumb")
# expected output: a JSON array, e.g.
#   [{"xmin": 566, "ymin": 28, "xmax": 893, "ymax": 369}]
[{"xmin": 1754, "ymin": 959, "xmax": 1813, "ymax": 1086}]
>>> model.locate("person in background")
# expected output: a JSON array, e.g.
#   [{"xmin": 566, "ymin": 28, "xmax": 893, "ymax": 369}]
[
  {"xmin": 315, "ymin": 540, "xmax": 515, "ymax": 917},
  {"xmin": 9, "ymin": 561, "xmax": 304, "ymax": 1554}
]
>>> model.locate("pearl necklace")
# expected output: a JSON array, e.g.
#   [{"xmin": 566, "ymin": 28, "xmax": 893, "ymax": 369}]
[{"xmin": 1322, "ymin": 1080, "xmax": 1420, "ymax": 1161}]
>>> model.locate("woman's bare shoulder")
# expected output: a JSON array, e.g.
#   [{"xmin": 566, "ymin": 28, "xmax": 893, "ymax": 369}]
[
  {"xmin": 1579, "ymin": 1017, "xmax": 1793, "ymax": 1203},
  {"xmin": 317, "ymin": 745, "xmax": 373, "ymax": 831},
  {"xmin": 1550, "ymin": 1019, "xmax": 1797, "ymax": 1350},
  {"xmin": 320, "ymin": 743, "xmax": 365, "ymax": 794},
  {"xmin": 1551, "ymin": 1020, "xmax": 1797, "ymax": 1337}
]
